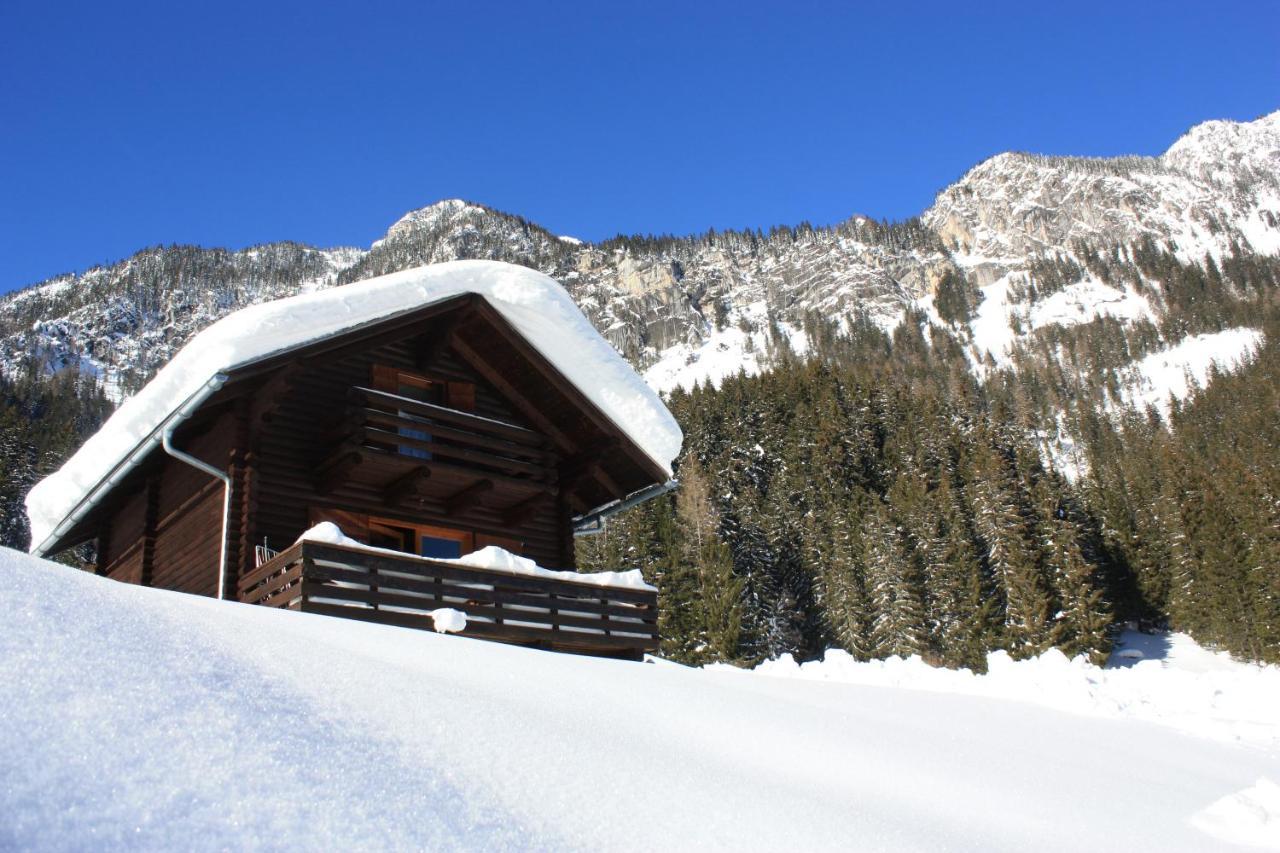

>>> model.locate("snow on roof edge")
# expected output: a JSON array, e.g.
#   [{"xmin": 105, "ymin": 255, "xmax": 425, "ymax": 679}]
[{"xmin": 26, "ymin": 260, "xmax": 682, "ymax": 553}]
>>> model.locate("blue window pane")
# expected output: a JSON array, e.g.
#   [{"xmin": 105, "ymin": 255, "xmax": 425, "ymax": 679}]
[
  {"xmin": 399, "ymin": 425, "xmax": 432, "ymax": 459},
  {"xmin": 420, "ymin": 535, "xmax": 462, "ymax": 559}
]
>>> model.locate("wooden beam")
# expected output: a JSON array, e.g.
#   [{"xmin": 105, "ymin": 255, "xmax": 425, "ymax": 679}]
[
  {"xmin": 446, "ymin": 479, "xmax": 493, "ymax": 515},
  {"xmin": 315, "ymin": 450, "xmax": 363, "ymax": 495},
  {"xmin": 449, "ymin": 335, "xmax": 577, "ymax": 453},
  {"xmin": 502, "ymin": 493, "xmax": 549, "ymax": 527},
  {"xmin": 467, "ymin": 299, "xmax": 672, "ymax": 486},
  {"xmin": 285, "ymin": 296, "xmax": 474, "ymax": 371},
  {"xmin": 559, "ymin": 438, "xmax": 618, "ymax": 488},
  {"xmin": 558, "ymin": 437, "xmax": 625, "ymax": 504},
  {"xmin": 383, "ymin": 465, "xmax": 433, "ymax": 505},
  {"xmin": 141, "ymin": 475, "xmax": 160, "ymax": 587},
  {"xmin": 248, "ymin": 360, "xmax": 302, "ymax": 428},
  {"xmin": 415, "ymin": 304, "xmax": 476, "ymax": 372}
]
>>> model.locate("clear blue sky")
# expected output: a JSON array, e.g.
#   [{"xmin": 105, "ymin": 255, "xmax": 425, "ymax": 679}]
[{"xmin": 2, "ymin": 0, "xmax": 1277, "ymax": 292}]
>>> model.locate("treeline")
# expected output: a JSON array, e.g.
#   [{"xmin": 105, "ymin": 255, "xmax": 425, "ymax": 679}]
[
  {"xmin": 580, "ymin": 251, "xmax": 1280, "ymax": 668},
  {"xmin": 580, "ymin": 318, "xmax": 1115, "ymax": 670},
  {"xmin": 0, "ymin": 366, "xmax": 113, "ymax": 553},
  {"xmin": 1079, "ymin": 308, "xmax": 1280, "ymax": 662}
]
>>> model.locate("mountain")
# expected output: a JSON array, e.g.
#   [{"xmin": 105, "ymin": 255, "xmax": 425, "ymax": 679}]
[
  {"xmin": 3, "ymin": 110, "xmax": 1278, "ymax": 667},
  {"xmin": 3, "ymin": 112, "xmax": 1277, "ymax": 404}
]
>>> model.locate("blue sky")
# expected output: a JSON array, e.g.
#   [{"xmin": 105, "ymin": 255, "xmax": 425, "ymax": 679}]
[{"xmin": 2, "ymin": 0, "xmax": 1277, "ymax": 292}]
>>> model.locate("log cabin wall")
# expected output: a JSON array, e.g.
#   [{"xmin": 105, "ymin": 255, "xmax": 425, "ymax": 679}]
[
  {"xmin": 151, "ymin": 412, "xmax": 237, "ymax": 596},
  {"xmin": 97, "ymin": 412, "xmax": 236, "ymax": 596},
  {"xmin": 248, "ymin": 335, "xmax": 573, "ymax": 580},
  {"xmin": 99, "ymin": 488, "xmax": 146, "ymax": 584}
]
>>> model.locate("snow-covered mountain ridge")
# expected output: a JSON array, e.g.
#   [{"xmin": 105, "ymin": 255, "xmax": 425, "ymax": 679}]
[{"xmin": 2, "ymin": 110, "xmax": 1276, "ymax": 400}]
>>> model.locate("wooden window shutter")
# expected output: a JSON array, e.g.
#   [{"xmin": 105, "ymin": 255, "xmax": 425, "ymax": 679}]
[
  {"xmin": 447, "ymin": 382, "xmax": 476, "ymax": 412},
  {"xmin": 371, "ymin": 365, "xmax": 399, "ymax": 392}
]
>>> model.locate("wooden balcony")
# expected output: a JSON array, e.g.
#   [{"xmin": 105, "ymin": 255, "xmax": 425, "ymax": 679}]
[
  {"xmin": 237, "ymin": 540, "xmax": 659, "ymax": 659},
  {"xmin": 314, "ymin": 387, "xmax": 560, "ymax": 511}
]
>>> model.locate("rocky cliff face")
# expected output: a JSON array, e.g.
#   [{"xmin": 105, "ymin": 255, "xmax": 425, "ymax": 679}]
[
  {"xmin": 2, "ymin": 111, "xmax": 1276, "ymax": 399},
  {"xmin": 926, "ymin": 111, "xmax": 1280, "ymax": 283}
]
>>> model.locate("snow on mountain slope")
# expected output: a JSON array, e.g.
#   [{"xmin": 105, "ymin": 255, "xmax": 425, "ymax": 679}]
[
  {"xmin": 2, "ymin": 112, "xmax": 1277, "ymax": 402},
  {"xmin": 926, "ymin": 110, "xmax": 1280, "ymax": 270},
  {"xmin": 2, "ymin": 546, "xmax": 1277, "ymax": 851},
  {"xmin": 1116, "ymin": 326, "xmax": 1264, "ymax": 416}
]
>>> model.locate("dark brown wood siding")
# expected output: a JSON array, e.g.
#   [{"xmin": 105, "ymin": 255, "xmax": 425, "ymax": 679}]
[
  {"xmin": 148, "ymin": 412, "xmax": 236, "ymax": 596},
  {"xmin": 251, "ymin": 338, "xmax": 573, "ymax": 570},
  {"xmin": 99, "ymin": 488, "xmax": 146, "ymax": 578}
]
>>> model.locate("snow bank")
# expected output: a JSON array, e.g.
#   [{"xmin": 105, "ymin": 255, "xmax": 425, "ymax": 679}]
[
  {"xmin": 1191, "ymin": 778, "xmax": 1280, "ymax": 850},
  {"xmin": 3, "ymin": 547, "xmax": 1275, "ymax": 850},
  {"xmin": 739, "ymin": 628, "xmax": 1280, "ymax": 750},
  {"xmin": 297, "ymin": 522, "xmax": 655, "ymax": 591},
  {"xmin": 26, "ymin": 260, "xmax": 682, "ymax": 552}
]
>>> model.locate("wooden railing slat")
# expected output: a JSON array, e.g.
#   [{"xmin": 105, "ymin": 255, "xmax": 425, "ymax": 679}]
[
  {"xmin": 303, "ymin": 602, "xmax": 655, "ymax": 651},
  {"xmin": 304, "ymin": 541, "xmax": 655, "ymax": 604},
  {"xmin": 313, "ymin": 565, "xmax": 655, "ymax": 622},
  {"xmin": 359, "ymin": 425, "xmax": 555, "ymax": 480},
  {"xmin": 240, "ymin": 540, "xmax": 658, "ymax": 656},
  {"xmin": 300, "ymin": 582, "xmax": 652, "ymax": 635},
  {"xmin": 350, "ymin": 387, "xmax": 548, "ymax": 447},
  {"xmin": 357, "ymin": 408, "xmax": 555, "ymax": 463},
  {"xmin": 237, "ymin": 542, "xmax": 304, "ymax": 594}
]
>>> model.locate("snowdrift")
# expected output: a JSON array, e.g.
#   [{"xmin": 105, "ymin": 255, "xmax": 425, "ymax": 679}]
[{"xmin": 1, "ymin": 547, "xmax": 1277, "ymax": 851}]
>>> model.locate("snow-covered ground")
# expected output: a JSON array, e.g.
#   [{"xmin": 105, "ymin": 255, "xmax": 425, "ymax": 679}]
[
  {"xmin": 2, "ymin": 547, "xmax": 1277, "ymax": 851},
  {"xmin": 742, "ymin": 630, "xmax": 1280, "ymax": 751}
]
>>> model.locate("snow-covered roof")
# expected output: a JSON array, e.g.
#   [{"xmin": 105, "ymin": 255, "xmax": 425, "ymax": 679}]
[{"xmin": 26, "ymin": 260, "xmax": 682, "ymax": 554}]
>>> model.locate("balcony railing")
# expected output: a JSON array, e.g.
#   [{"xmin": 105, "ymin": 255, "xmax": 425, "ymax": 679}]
[
  {"xmin": 356, "ymin": 385, "xmax": 554, "ymax": 471},
  {"xmin": 238, "ymin": 540, "xmax": 659, "ymax": 659}
]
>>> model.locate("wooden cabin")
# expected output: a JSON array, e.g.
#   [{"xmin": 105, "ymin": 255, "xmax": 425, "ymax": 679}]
[{"xmin": 27, "ymin": 263, "xmax": 680, "ymax": 659}]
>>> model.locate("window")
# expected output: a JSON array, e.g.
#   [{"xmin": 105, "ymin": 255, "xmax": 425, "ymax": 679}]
[
  {"xmin": 310, "ymin": 508, "xmax": 523, "ymax": 560},
  {"xmin": 373, "ymin": 367, "xmax": 442, "ymax": 459},
  {"xmin": 371, "ymin": 366, "xmax": 476, "ymax": 460},
  {"xmin": 367, "ymin": 516, "xmax": 473, "ymax": 560},
  {"xmin": 419, "ymin": 535, "xmax": 463, "ymax": 559}
]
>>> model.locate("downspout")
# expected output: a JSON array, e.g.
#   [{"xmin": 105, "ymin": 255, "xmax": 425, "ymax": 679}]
[{"xmin": 160, "ymin": 373, "xmax": 232, "ymax": 600}]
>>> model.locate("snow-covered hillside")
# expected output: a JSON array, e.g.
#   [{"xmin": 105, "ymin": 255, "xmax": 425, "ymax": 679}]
[
  {"xmin": 2, "ymin": 547, "xmax": 1277, "ymax": 851},
  {"xmin": 4, "ymin": 111, "xmax": 1276, "ymax": 403}
]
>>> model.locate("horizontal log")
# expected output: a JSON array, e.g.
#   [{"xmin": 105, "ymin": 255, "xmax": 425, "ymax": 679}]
[
  {"xmin": 350, "ymin": 387, "xmax": 548, "ymax": 447},
  {"xmin": 302, "ymin": 602, "xmax": 656, "ymax": 652},
  {"xmin": 383, "ymin": 465, "xmax": 433, "ymax": 505},
  {"xmin": 358, "ymin": 425, "xmax": 555, "ymax": 481},
  {"xmin": 446, "ymin": 479, "xmax": 493, "ymax": 515},
  {"xmin": 315, "ymin": 450, "xmax": 363, "ymax": 495},
  {"xmin": 314, "ymin": 565, "xmax": 655, "ymax": 622},
  {"xmin": 357, "ymin": 409, "xmax": 556, "ymax": 463},
  {"xmin": 302, "ymin": 541, "xmax": 656, "ymax": 605},
  {"xmin": 301, "ymin": 580, "xmax": 656, "ymax": 635}
]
